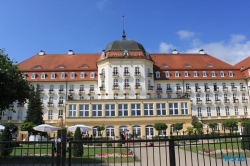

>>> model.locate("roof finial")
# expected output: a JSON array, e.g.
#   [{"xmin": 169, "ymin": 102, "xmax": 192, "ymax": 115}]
[{"xmin": 122, "ymin": 15, "xmax": 126, "ymax": 40}]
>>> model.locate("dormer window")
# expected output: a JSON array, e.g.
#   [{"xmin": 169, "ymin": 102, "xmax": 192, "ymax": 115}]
[
  {"xmin": 51, "ymin": 72, "xmax": 55, "ymax": 79},
  {"xmin": 31, "ymin": 73, "xmax": 36, "ymax": 79},
  {"xmin": 80, "ymin": 72, "xmax": 85, "ymax": 78},
  {"xmin": 70, "ymin": 72, "xmax": 75, "ymax": 78},
  {"xmin": 165, "ymin": 71, "xmax": 170, "ymax": 78},
  {"xmin": 193, "ymin": 71, "xmax": 198, "ymax": 77},
  {"xmin": 184, "ymin": 71, "xmax": 188, "ymax": 77},
  {"xmin": 220, "ymin": 71, "xmax": 224, "ymax": 77},
  {"xmin": 156, "ymin": 71, "xmax": 160, "ymax": 78},
  {"xmin": 22, "ymin": 73, "xmax": 26, "ymax": 79},
  {"xmin": 202, "ymin": 71, "xmax": 207, "ymax": 77},
  {"xmin": 175, "ymin": 71, "xmax": 179, "ymax": 77},
  {"xmin": 41, "ymin": 73, "xmax": 46, "ymax": 79},
  {"xmin": 211, "ymin": 71, "xmax": 216, "ymax": 77},
  {"xmin": 90, "ymin": 72, "xmax": 95, "ymax": 78},
  {"xmin": 61, "ymin": 72, "xmax": 65, "ymax": 79},
  {"xmin": 229, "ymin": 71, "xmax": 233, "ymax": 77}
]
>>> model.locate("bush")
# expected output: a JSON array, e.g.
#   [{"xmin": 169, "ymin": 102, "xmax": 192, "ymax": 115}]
[
  {"xmin": 106, "ymin": 143, "xmax": 112, "ymax": 147},
  {"xmin": 116, "ymin": 142, "xmax": 122, "ymax": 147},
  {"xmin": 0, "ymin": 126, "xmax": 13, "ymax": 156},
  {"xmin": 242, "ymin": 123, "xmax": 250, "ymax": 150},
  {"xmin": 73, "ymin": 127, "xmax": 83, "ymax": 157}
]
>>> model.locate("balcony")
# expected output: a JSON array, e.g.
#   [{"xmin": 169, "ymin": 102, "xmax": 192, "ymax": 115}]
[
  {"xmin": 231, "ymin": 87, "xmax": 237, "ymax": 94},
  {"xmin": 112, "ymin": 72, "xmax": 119, "ymax": 78},
  {"xmin": 147, "ymin": 86, "xmax": 154, "ymax": 93},
  {"xmin": 224, "ymin": 99, "xmax": 230, "ymax": 106},
  {"xmin": 99, "ymin": 73, "xmax": 105, "ymax": 80},
  {"xmin": 233, "ymin": 98, "xmax": 239, "ymax": 106},
  {"xmin": 242, "ymin": 98, "xmax": 249, "ymax": 106},
  {"xmin": 123, "ymin": 85, "xmax": 131, "ymax": 93},
  {"xmin": 88, "ymin": 89, "xmax": 95, "ymax": 96},
  {"xmin": 78, "ymin": 89, "xmax": 85, "ymax": 96},
  {"xmin": 57, "ymin": 102, "xmax": 64, "ymax": 108},
  {"xmin": 205, "ymin": 100, "xmax": 212, "ymax": 107},
  {"xmin": 17, "ymin": 103, "xmax": 24, "ymax": 107},
  {"xmin": 47, "ymin": 102, "xmax": 54, "ymax": 107},
  {"xmin": 123, "ymin": 72, "xmax": 130, "ymax": 79},
  {"xmin": 48, "ymin": 90, "xmax": 55, "ymax": 95},
  {"xmin": 214, "ymin": 100, "xmax": 221, "ymax": 106},
  {"xmin": 112, "ymin": 85, "xmax": 120, "ymax": 93},
  {"xmin": 39, "ymin": 90, "xmax": 45, "ymax": 95},
  {"xmin": 134, "ymin": 85, "xmax": 142, "ymax": 93},
  {"xmin": 166, "ymin": 88, "xmax": 172, "ymax": 94},
  {"xmin": 156, "ymin": 88, "xmax": 162, "ymax": 93},
  {"xmin": 68, "ymin": 90, "xmax": 75, "ymax": 95},
  {"xmin": 213, "ymin": 87, "xmax": 219, "ymax": 94},
  {"xmin": 134, "ymin": 72, "xmax": 141, "ymax": 78},
  {"xmin": 9, "ymin": 103, "xmax": 14, "ymax": 108},
  {"xmin": 222, "ymin": 87, "xmax": 228, "ymax": 93},
  {"xmin": 196, "ymin": 100, "xmax": 202, "ymax": 106},
  {"xmin": 204, "ymin": 88, "xmax": 210, "ymax": 94},
  {"xmin": 240, "ymin": 87, "xmax": 246, "ymax": 93},
  {"xmin": 176, "ymin": 88, "xmax": 182, "ymax": 94},
  {"xmin": 99, "ymin": 86, "xmax": 106, "ymax": 94},
  {"xmin": 185, "ymin": 88, "xmax": 191, "ymax": 94},
  {"xmin": 58, "ymin": 90, "xmax": 65, "ymax": 95},
  {"xmin": 41, "ymin": 103, "xmax": 44, "ymax": 108},
  {"xmin": 195, "ymin": 88, "xmax": 201, "ymax": 94},
  {"xmin": 147, "ymin": 73, "xmax": 152, "ymax": 79}
]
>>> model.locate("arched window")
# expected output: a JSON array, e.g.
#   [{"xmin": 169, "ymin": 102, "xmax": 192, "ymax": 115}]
[
  {"xmin": 132, "ymin": 125, "xmax": 141, "ymax": 137},
  {"xmin": 92, "ymin": 126, "xmax": 102, "ymax": 137},
  {"xmin": 145, "ymin": 125, "xmax": 154, "ymax": 137},
  {"xmin": 106, "ymin": 126, "xmax": 115, "ymax": 137},
  {"xmin": 119, "ymin": 126, "xmax": 128, "ymax": 134}
]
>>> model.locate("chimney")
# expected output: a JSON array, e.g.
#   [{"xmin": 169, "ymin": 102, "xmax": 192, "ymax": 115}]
[
  {"xmin": 101, "ymin": 50, "xmax": 105, "ymax": 59},
  {"xmin": 172, "ymin": 49, "xmax": 178, "ymax": 55},
  {"xmin": 68, "ymin": 50, "xmax": 74, "ymax": 55},
  {"xmin": 39, "ymin": 50, "xmax": 45, "ymax": 56},
  {"xmin": 199, "ymin": 49, "xmax": 205, "ymax": 55}
]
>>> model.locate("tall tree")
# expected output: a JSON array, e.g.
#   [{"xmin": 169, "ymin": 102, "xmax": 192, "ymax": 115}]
[
  {"xmin": 222, "ymin": 119, "xmax": 238, "ymax": 133},
  {"xmin": 73, "ymin": 127, "xmax": 83, "ymax": 157},
  {"xmin": 0, "ymin": 49, "xmax": 31, "ymax": 112},
  {"xmin": 25, "ymin": 84, "xmax": 44, "ymax": 125},
  {"xmin": 0, "ymin": 126, "xmax": 13, "ymax": 156}
]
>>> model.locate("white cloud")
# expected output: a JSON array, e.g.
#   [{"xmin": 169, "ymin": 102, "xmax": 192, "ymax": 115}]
[
  {"xmin": 177, "ymin": 30, "xmax": 195, "ymax": 39},
  {"xmin": 159, "ymin": 42, "xmax": 174, "ymax": 53},
  {"xmin": 97, "ymin": 0, "xmax": 108, "ymax": 10}
]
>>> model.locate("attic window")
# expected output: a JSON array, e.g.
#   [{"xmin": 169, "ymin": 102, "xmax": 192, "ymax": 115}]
[
  {"xmin": 184, "ymin": 64, "xmax": 192, "ymax": 67},
  {"xmin": 220, "ymin": 71, "xmax": 225, "ymax": 77},
  {"xmin": 193, "ymin": 71, "xmax": 198, "ymax": 77},
  {"xmin": 56, "ymin": 65, "xmax": 65, "ymax": 69},
  {"xmin": 161, "ymin": 64, "xmax": 169, "ymax": 68},
  {"xmin": 206, "ymin": 64, "xmax": 214, "ymax": 67},
  {"xmin": 70, "ymin": 72, "xmax": 75, "ymax": 78},
  {"xmin": 229, "ymin": 71, "xmax": 233, "ymax": 77},
  {"xmin": 211, "ymin": 71, "xmax": 216, "ymax": 77},
  {"xmin": 22, "ymin": 73, "xmax": 27, "ymax": 79},
  {"xmin": 80, "ymin": 72, "xmax": 85, "ymax": 78},
  {"xmin": 61, "ymin": 72, "xmax": 65, "ymax": 79},
  {"xmin": 155, "ymin": 71, "xmax": 160, "ymax": 78},
  {"xmin": 175, "ymin": 71, "xmax": 179, "ymax": 77},
  {"xmin": 90, "ymin": 72, "xmax": 95, "ymax": 78},
  {"xmin": 184, "ymin": 71, "xmax": 188, "ymax": 77},
  {"xmin": 41, "ymin": 73, "xmax": 46, "ymax": 79},
  {"xmin": 32, "ymin": 65, "xmax": 42, "ymax": 69},
  {"xmin": 31, "ymin": 73, "xmax": 36, "ymax": 79},
  {"xmin": 51, "ymin": 72, "xmax": 55, "ymax": 79},
  {"xmin": 202, "ymin": 71, "xmax": 207, "ymax": 77},
  {"xmin": 165, "ymin": 71, "xmax": 170, "ymax": 78},
  {"xmin": 79, "ymin": 64, "xmax": 89, "ymax": 68}
]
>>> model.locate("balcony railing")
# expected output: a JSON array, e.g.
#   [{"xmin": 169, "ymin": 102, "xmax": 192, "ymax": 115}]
[
  {"xmin": 123, "ymin": 85, "xmax": 131, "ymax": 90},
  {"xmin": 58, "ymin": 90, "xmax": 65, "ymax": 94},
  {"xmin": 213, "ymin": 87, "xmax": 219, "ymax": 93},
  {"xmin": 195, "ymin": 88, "xmax": 201, "ymax": 93},
  {"xmin": 112, "ymin": 72, "xmax": 119, "ymax": 77},
  {"xmin": 148, "ymin": 86, "xmax": 154, "ymax": 90},
  {"xmin": 176, "ymin": 88, "xmax": 182, "ymax": 94},
  {"xmin": 112, "ymin": 85, "xmax": 119, "ymax": 90},
  {"xmin": 57, "ymin": 102, "xmax": 64, "ymax": 107},
  {"xmin": 231, "ymin": 87, "xmax": 237, "ymax": 93},
  {"xmin": 242, "ymin": 98, "xmax": 248, "ymax": 103},
  {"xmin": 233, "ymin": 98, "xmax": 239, "ymax": 103},
  {"xmin": 47, "ymin": 102, "xmax": 54, "ymax": 107},
  {"xmin": 204, "ymin": 88, "xmax": 210, "ymax": 93},
  {"xmin": 89, "ymin": 89, "xmax": 95, "ymax": 94},
  {"xmin": 222, "ymin": 87, "xmax": 228, "ymax": 93},
  {"xmin": 39, "ymin": 90, "xmax": 45, "ymax": 95},
  {"xmin": 166, "ymin": 88, "xmax": 172, "ymax": 93},
  {"xmin": 196, "ymin": 100, "xmax": 202, "ymax": 105},
  {"xmin": 156, "ymin": 88, "xmax": 162, "ymax": 93},
  {"xmin": 99, "ymin": 73, "xmax": 105, "ymax": 79},
  {"xmin": 99, "ymin": 87, "xmax": 105, "ymax": 91},
  {"xmin": 215, "ymin": 100, "xmax": 221, "ymax": 105},
  {"xmin": 48, "ymin": 90, "xmax": 54, "ymax": 95},
  {"xmin": 147, "ymin": 73, "xmax": 152, "ymax": 77},
  {"xmin": 185, "ymin": 88, "xmax": 191, "ymax": 94},
  {"xmin": 240, "ymin": 87, "xmax": 246, "ymax": 92},
  {"xmin": 68, "ymin": 90, "xmax": 75, "ymax": 95},
  {"xmin": 205, "ymin": 100, "xmax": 212, "ymax": 105},
  {"xmin": 224, "ymin": 99, "xmax": 230, "ymax": 104},
  {"xmin": 123, "ymin": 72, "xmax": 130, "ymax": 78},
  {"xmin": 135, "ymin": 85, "xmax": 142, "ymax": 89},
  {"xmin": 134, "ymin": 72, "xmax": 141, "ymax": 77}
]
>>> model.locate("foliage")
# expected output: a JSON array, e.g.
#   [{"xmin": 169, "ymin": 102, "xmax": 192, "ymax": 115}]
[
  {"xmin": 240, "ymin": 118, "xmax": 250, "ymax": 127},
  {"xmin": 192, "ymin": 121, "xmax": 203, "ymax": 134},
  {"xmin": 25, "ymin": 84, "xmax": 44, "ymax": 125},
  {"xmin": 61, "ymin": 126, "xmax": 67, "ymax": 130},
  {"xmin": 241, "ymin": 123, "xmax": 250, "ymax": 150},
  {"xmin": 97, "ymin": 125, "xmax": 105, "ymax": 131},
  {"xmin": 0, "ymin": 48, "xmax": 31, "ymax": 112},
  {"xmin": 4, "ymin": 123, "xmax": 18, "ymax": 133},
  {"xmin": 154, "ymin": 123, "xmax": 168, "ymax": 131},
  {"xmin": 67, "ymin": 131, "xmax": 73, "ymax": 137},
  {"xmin": 208, "ymin": 123, "xmax": 218, "ymax": 130},
  {"xmin": 73, "ymin": 127, "xmax": 83, "ymax": 157},
  {"xmin": 20, "ymin": 122, "xmax": 35, "ymax": 134},
  {"xmin": 186, "ymin": 126, "xmax": 194, "ymax": 135},
  {"xmin": 173, "ymin": 123, "xmax": 183, "ymax": 131},
  {"xmin": 222, "ymin": 119, "xmax": 238, "ymax": 132},
  {"xmin": 0, "ymin": 126, "xmax": 13, "ymax": 156}
]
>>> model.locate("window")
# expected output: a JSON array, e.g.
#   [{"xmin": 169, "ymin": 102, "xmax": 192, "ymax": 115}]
[
  {"xmin": 165, "ymin": 71, "xmax": 170, "ymax": 78},
  {"xmin": 206, "ymin": 94, "xmax": 210, "ymax": 100},
  {"xmin": 131, "ymin": 104, "xmax": 141, "ymax": 116},
  {"xmin": 50, "ymin": 85, "xmax": 54, "ymax": 91},
  {"xmin": 40, "ymin": 85, "xmax": 44, "ymax": 91},
  {"xmin": 181, "ymin": 103, "xmax": 188, "ymax": 115},
  {"xmin": 105, "ymin": 104, "xmax": 115, "ymax": 117},
  {"xmin": 106, "ymin": 126, "xmax": 115, "ymax": 137},
  {"xmin": 79, "ymin": 96, "xmax": 84, "ymax": 100},
  {"xmin": 79, "ymin": 85, "xmax": 84, "ymax": 91},
  {"xmin": 92, "ymin": 104, "xmax": 102, "ymax": 117},
  {"xmin": 231, "ymin": 82, "xmax": 235, "ymax": 88},
  {"xmin": 157, "ymin": 94, "xmax": 162, "ymax": 98},
  {"xmin": 69, "ymin": 85, "xmax": 74, "ymax": 91},
  {"xmin": 113, "ymin": 67, "xmax": 118, "ymax": 73},
  {"xmin": 216, "ymin": 107, "xmax": 220, "ymax": 116},
  {"xmin": 175, "ymin": 71, "xmax": 179, "ymax": 77},
  {"xmin": 202, "ymin": 71, "xmax": 207, "ymax": 77},
  {"xmin": 7, "ymin": 111, "xmax": 12, "ymax": 120},
  {"xmin": 207, "ymin": 107, "xmax": 211, "ymax": 117},
  {"xmin": 169, "ymin": 103, "xmax": 178, "ymax": 115},
  {"xmin": 196, "ymin": 94, "xmax": 200, "ymax": 101},
  {"xmin": 144, "ymin": 103, "xmax": 154, "ymax": 116},
  {"xmin": 90, "ymin": 72, "xmax": 95, "ymax": 78},
  {"xmin": 145, "ymin": 125, "xmax": 154, "ymax": 137},
  {"xmin": 17, "ymin": 110, "xmax": 22, "ymax": 120},
  {"xmin": 118, "ymin": 104, "xmax": 128, "ymax": 116},
  {"xmin": 49, "ymin": 97, "xmax": 53, "ymax": 103},
  {"xmin": 197, "ymin": 107, "xmax": 202, "ymax": 117},
  {"xmin": 225, "ymin": 106, "xmax": 230, "ymax": 116},
  {"xmin": 61, "ymin": 72, "xmax": 65, "ymax": 79},
  {"xmin": 244, "ymin": 106, "xmax": 248, "ymax": 115},
  {"xmin": 58, "ymin": 110, "xmax": 63, "ymax": 119},
  {"xmin": 90, "ymin": 96, "xmax": 94, "ymax": 100},
  {"xmin": 69, "ymin": 104, "xmax": 76, "ymax": 117},
  {"xmin": 186, "ymin": 83, "xmax": 190, "ymax": 89},
  {"xmin": 215, "ymin": 94, "xmax": 218, "ymax": 100},
  {"xmin": 135, "ymin": 79, "xmax": 140, "ymax": 85},
  {"xmin": 157, "ymin": 103, "xmax": 166, "ymax": 115},
  {"xmin": 234, "ymin": 106, "xmax": 239, "ymax": 115},
  {"xmin": 93, "ymin": 127, "xmax": 102, "ymax": 137},
  {"xmin": 59, "ymin": 85, "xmax": 64, "ymax": 91},
  {"xmin": 133, "ymin": 126, "xmax": 141, "ymax": 137},
  {"xmin": 156, "ymin": 72, "xmax": 160, "ymax": 78},
  {"xmin": 248, "ymin": 69, "xmax": 250, "ymax": 75},
  {"xmin": 211, "ymin": 71, "xmax": 216, "ymax": 77},
  {"xmin": 135, "ymin": 67, "xmax": 139, "ymax": 73},
  {"xmin": 90, "ymin": 85, "xmax": 94, "ymax": 91},
  {"xmin": 220, "ymin": 71, "xmax": 224, "ymax": 77},
  {"xmin": 113, "ymin": 79, "xmax": 118, "ymax": 86},
  {"xmin": 41, "ymin": 73, "xmax": 46, "ymax": 79},
  {"xmin": 157, "ymin": 84, "xmax": 161, "ymax": 89},
  {"xmin": 59, "ymin": 96, "xmax": 63, "ymax": 103},
  {"xmin": 229, "ymin": 71, "xmax": 233, "ymax": 77},
  {"xmin": 31, "ymin": 73, "xmax": 36, "ymax": 79},
  {"xmin": 79, "ymin": 104, "xmax": 89, "ymax": 117},
  {"xmin": 222, "ymin": 83, "xmax": 226, "ymax": 88},
  {"xmin": 70, "ymin": 72, "xmax": 75, "ymax": 78},
  {"xmin": 51, "ymin": 72, "xmax": 55, "ymax": 79},
  {"xmin": 124, "ymin": 67, "xmax": 129, "ymax": 73},
  {"xmin": 48, "ymin": 110, "xmax": 53, "ymax": 120},
  {"xmin": 80, "ymin": 72, "xmax": 85, "ymax": 78},
  {"xmin": 184, "ymin": 71, "xmax": 188, "ymax": 77},
  {"xmin": 124, "ymin": 79, "xmax": 129, "ymax": 85},
  {"xmin": 193, "ymin": 71, "xmax": 198, "ymax": 77}
]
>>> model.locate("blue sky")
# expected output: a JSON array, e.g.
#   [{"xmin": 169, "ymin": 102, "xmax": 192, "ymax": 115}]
[{"xmin": 1, "ymin": 0, "xmax": 250, "ymax": 65}]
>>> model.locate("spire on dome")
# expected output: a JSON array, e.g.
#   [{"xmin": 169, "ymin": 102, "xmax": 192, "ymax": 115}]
[{"xmin": 122, "ymin": 15, "xmax": 126, "ymax": 40}]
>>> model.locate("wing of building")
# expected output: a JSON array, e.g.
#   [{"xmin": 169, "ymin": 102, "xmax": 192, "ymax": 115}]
[{"xmin": 2, "ymin": 33, "xmax": 250, "ymax": 137}]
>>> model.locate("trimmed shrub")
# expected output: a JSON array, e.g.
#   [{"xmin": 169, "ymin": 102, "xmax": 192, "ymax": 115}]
[
  {"xmin": 0, "ymin": 126, "xmax": 13, "ymax": 156},
  {"xmin": 242, "ymin": 123, "xmax": 250, "ymax": 150},
  {"xmin": 73, "ymin": 127, "xmax": 83, "ymax": 157}
]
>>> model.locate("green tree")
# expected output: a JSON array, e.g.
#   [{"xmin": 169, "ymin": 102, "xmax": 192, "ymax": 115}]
[
  {"xmin": 173, "ymin": 123, "xmax": 184, "ymax": 132},
  {"xmin": 241, "ymin": 123, "xmax": 250, "ymax": 150},
  {"xmin": 0, "ymin": 49, "xmax": 31, "ymax": 112},
  {"xmin": 0, "ymin": 126, "xmax": 13, "ymax": 156},
  {"xmin": 4, "ymin": 122, "xmax": 18, "ymax": 134},
  {"xmin": 208, "ymin": 123, "xmax": 218, "ymax": 132},
  {"xmin": 73, "ymin": 127, "xmax": 83, "ymax": 157},
  {"xmin": 222, "ymin": 119, "xmax": 238, "ymax": 133},
  {"xmin": 20, "ymin": 122, "xmax": 35, "ymax": 134},
  {"xmin": 240, "ymin": 118, "xmax": 250, "ymax": 127},
  {"xmin": 25, "ymin": 84, "xmax": 44, "ymax": 125},
  {"xmin": 154, "ymin": 123, "xmax": 168, "ymax": 136},
  {"xmin": 186, "ymin": 126, "xmax": 194, "ymax": 135},
  {"xmin": 192, "ymin": 121, "xmax": 203, "ymax": 134},
  {"xmin": 97, "ymin": 125, "xmax": 105, "ymax": 137}
]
